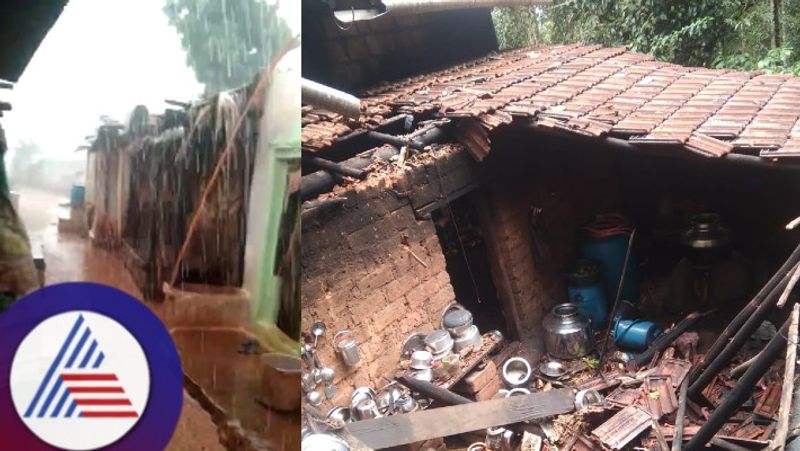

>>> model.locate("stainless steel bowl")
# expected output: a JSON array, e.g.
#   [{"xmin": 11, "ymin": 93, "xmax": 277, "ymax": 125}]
[
  {"xmin": 326, "ymin": 406, "xmax": 352, "ymax": 426},
  {"xmin": 539, "ymin": 360, "xmax": 567, "ymax": 378},
  {"xmin": 506, "ymin": 387, "xmax": 531, "ymax": 397},
  {"xmin": 376, "ymin": 384, "xmax": 404, "ymax": 413},
  {"xmin": 410, "ymin": 368, "xmax": 433, "ymax": 382},
  {"xmin": 354, "ymin": 398, "xmax": 381, "ymax": 420},
  {"xmin": 350, "ymin": 386, "xmax": 376, "ymax": 409},
  {"xmin": 502, "ymin": 357, "xmax": 532, "ymax": 387},
  {"xmin": 307, "ymin": 390, "xmax": 324, "ymax": 406},
  {"xmin": 394, "ymin": 394, "xmax": 419, "ymax": 413},
  {"xmin": 401, "ymin": 332, "xmax": 428, "ymax": 358},
  {"xmin": 425, "ymin": 330, "xmax": 454, "ymax": 354},
  {"xmin": 302, "ymin": 433, "xmax": 350, "ymax": 451},
  {"xmin": 453, "ymin": 325, "xmax": 481, "ymax": 354},
  {"xmin": 410, "ymin": 350, "xmax": 433, "ymax": 370}
]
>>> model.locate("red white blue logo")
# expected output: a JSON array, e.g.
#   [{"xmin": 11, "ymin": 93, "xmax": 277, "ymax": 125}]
[{"xmin": 1, "ymin": 283, "xmax": 182, "ymax": 450}]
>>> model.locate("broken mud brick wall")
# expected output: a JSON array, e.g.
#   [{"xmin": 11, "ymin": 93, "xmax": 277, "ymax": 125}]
[
  {"xmin": 473, "ymin": 130, "xmax": 623, "ymax": 348},
  {"xmin": 301, "ymin": 145, "xmax": 480, "ymax": 402}
]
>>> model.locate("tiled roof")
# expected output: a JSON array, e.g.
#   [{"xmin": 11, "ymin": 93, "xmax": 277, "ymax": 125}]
[{"xmin": 301, "ymin": 44, "xmax": 800, "ymax": 161}]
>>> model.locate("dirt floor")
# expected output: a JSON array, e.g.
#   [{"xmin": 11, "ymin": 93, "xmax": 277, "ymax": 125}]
[{"xmin": 14, "ymin": 187, "xmax": 225, "ymax": 451}]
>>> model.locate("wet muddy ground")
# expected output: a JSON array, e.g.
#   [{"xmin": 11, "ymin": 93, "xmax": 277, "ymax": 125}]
[
  {"xmin": 24, "ymin": 185, "xmax": 298, "ymax": 449},
  {"xmin": 38, "ymin": 225, "xmax": 225, "ymax": 450}
]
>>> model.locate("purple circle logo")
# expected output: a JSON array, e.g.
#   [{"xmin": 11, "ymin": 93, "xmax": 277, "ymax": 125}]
[{"xmin": 0, "ymin": 283, "xmax": 183, "ymax": 450}]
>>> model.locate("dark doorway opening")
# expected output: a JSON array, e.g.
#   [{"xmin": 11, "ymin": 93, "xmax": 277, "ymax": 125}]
[{"xmin": 432, "ymin": 195, "xmax": 507, "ymax": 335}]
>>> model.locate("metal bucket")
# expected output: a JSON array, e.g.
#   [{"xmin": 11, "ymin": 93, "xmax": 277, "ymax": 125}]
[
  {"xmin": 542, "ymin": 303, "xmax": 593, "ymax": 360},
  {"xmin": 334, "ymin": 330, "xmax": 360, "ymax": 366}
]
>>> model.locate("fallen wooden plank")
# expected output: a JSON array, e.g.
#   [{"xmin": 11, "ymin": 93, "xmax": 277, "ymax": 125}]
[{"xmin": 345, "ymin": 388, "xmax": 575, "ymax": 449}]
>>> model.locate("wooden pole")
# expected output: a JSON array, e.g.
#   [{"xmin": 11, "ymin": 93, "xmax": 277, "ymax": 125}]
[
  {"xmin": 395, "ymin": 376, "xmax": 472, "ymax": 406},
  {"xmin": 672, "ymin": 373, "xmax": 690, "ymax": 451},
  {"xmin": 689, "ymin": 274, "xmax": 791, "ymax": 399},
  {"xmin": 168, "ymin": 36, "xmax": 300, "ymax": 287},
  {"xmin": 688, "ymin": 242, "xmax": 800, "ymax": 386},
  {"xmin": 771, "ymin": 302, "xmax": 799, "ymax": 450},
  {"xmin": 598, "ymin": 228, "xmax": 636, "ymax": 374},
  {"xmin": 778, "ymin": 263, "xmax": 800, "ymax": 308},
  {"xmin": 685, "ymin": 318, "xmax": 790, "ymax": 450}
]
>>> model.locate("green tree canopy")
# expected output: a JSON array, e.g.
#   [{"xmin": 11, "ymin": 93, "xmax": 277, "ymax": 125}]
[
  {"xmin": 493, "ymin": 0, "xmax": 800, "ymax": 74},
  {"xmin": 163, "ymin": 0, "xmax": 292, "ymax": 92}
]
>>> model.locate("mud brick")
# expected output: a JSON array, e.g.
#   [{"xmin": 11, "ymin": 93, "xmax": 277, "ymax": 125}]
[
  {"xmin": 474, "ymin": 374, "xmax": 502, "ymax": 402},
  {"xmin": 454, "ymin": 360, "xmax": 498, "ymax": 395}
]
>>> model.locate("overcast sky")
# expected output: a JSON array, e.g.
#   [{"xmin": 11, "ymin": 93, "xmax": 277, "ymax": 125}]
[{"xmin": 3, "ymin": 0, "xmax": 299, "ymax": 161}]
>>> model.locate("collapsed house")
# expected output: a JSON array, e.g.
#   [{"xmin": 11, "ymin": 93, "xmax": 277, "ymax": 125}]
[{"xmin": 300, "ymin": 33, "xmax": 800, "ymax": 451}]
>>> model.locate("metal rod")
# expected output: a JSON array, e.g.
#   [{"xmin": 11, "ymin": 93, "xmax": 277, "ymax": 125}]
[
  {"xmin": 302, "ymin": 78, "xmax": 361, "ymax": 119},
  {"xmin": 597, "ymin": 228, "xmax": 636, "ymax": 373},
  {"xmin": 685, "ymin": 318, "xmax": 790, "ymax": 450},
  {"xmin": 333, "ymin": 0, "xmax": 551, "ymax": 23}
]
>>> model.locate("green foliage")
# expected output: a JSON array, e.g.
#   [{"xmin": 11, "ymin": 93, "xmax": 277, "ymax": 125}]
[
  {"xmin": 544, "ymin": 0, "xmax": 738, "ymax": 66},
  {"xmin": 492, "ymin": 0, "xmax": 800, "ymax": 75},
  {"xmin": 492, "ymin": 6, "xmax": 539, "ymax": 50},
  {"xmin": 163, "ymin": 0, "xmax": 292, "ymax": 92},
  {"xmin": 714, "ymin": 47, "xmax": 800, "ymax": 74}
]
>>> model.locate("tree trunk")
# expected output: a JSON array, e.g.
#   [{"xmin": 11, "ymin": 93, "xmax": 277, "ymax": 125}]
[
  {"xmin": 773, "ymin": 0, "xmax": 783, "ymax": 48},
  {"xmin": 530, "ymin": 6, "xmax": 541, "ymax": 45}
]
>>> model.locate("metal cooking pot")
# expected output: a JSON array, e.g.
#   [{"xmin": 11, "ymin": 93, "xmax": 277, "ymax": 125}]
[
  {"xmin": 425, "ymin": 330, "xmax": 454, "ymax": 354},
  {"xmin": 506, "ymin": 387, "xmax": 531, "ymax": 397},
  {"xmin": 354, "ymin": 398, "xmax": 381, "ymax": 420},
  {"xmin": 350, "ymin": 386, "xmax": 376, "ymax": 409},
  {"xmin": 395, "ymin": 394, "xmax": 419, "ymax": 413},
  {"xmin": 326, "ymin": 406, "xmax": 352, "ymax": 426},
  {"xmin": 443, "ymin": 308, "xmax": 474, "ymax": 336},
  {"xmin": 302, "ymin": 433, "xmax": 351, "ymax": 451},
  {"xmin": 502, "ymin": 357, "xmax": 532, "ymax": 387},
  {"xmin": 681, "ymin": 212, "xmax": 731, "ymax": 268},
  {"xmin": 453, "ymin": 325, "xmax": 482, "ymax": 354},
  {"xmin": 410, "ymin": 368, "xmax": 433, "ymax": 382},
  {"xmin": 410, "ymin": 350, "xmax": 433, "ymax": 370},
  {"xmin": 334, "ymin": 330, "xmax": 361, "ymax": 367},
  {"xmin": 542, "ymin": 303, "xmax": 593, "ymax": 360}
]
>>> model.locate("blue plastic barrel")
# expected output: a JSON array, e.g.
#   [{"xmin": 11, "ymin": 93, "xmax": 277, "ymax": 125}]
[
  {"xmin": 566, "ymin": 259, "xmax": 608, "ymax": 329},
  {"xmin": 70, "ymin": 184, "xmax": 85, "ymax": 208},
  {"xmin": 581, "ymin": 233, "xmax": 640, "ymax": 303},
  {"xmin": 613, "ymin": 317, "xmax": 662, "ymax": 351}
]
